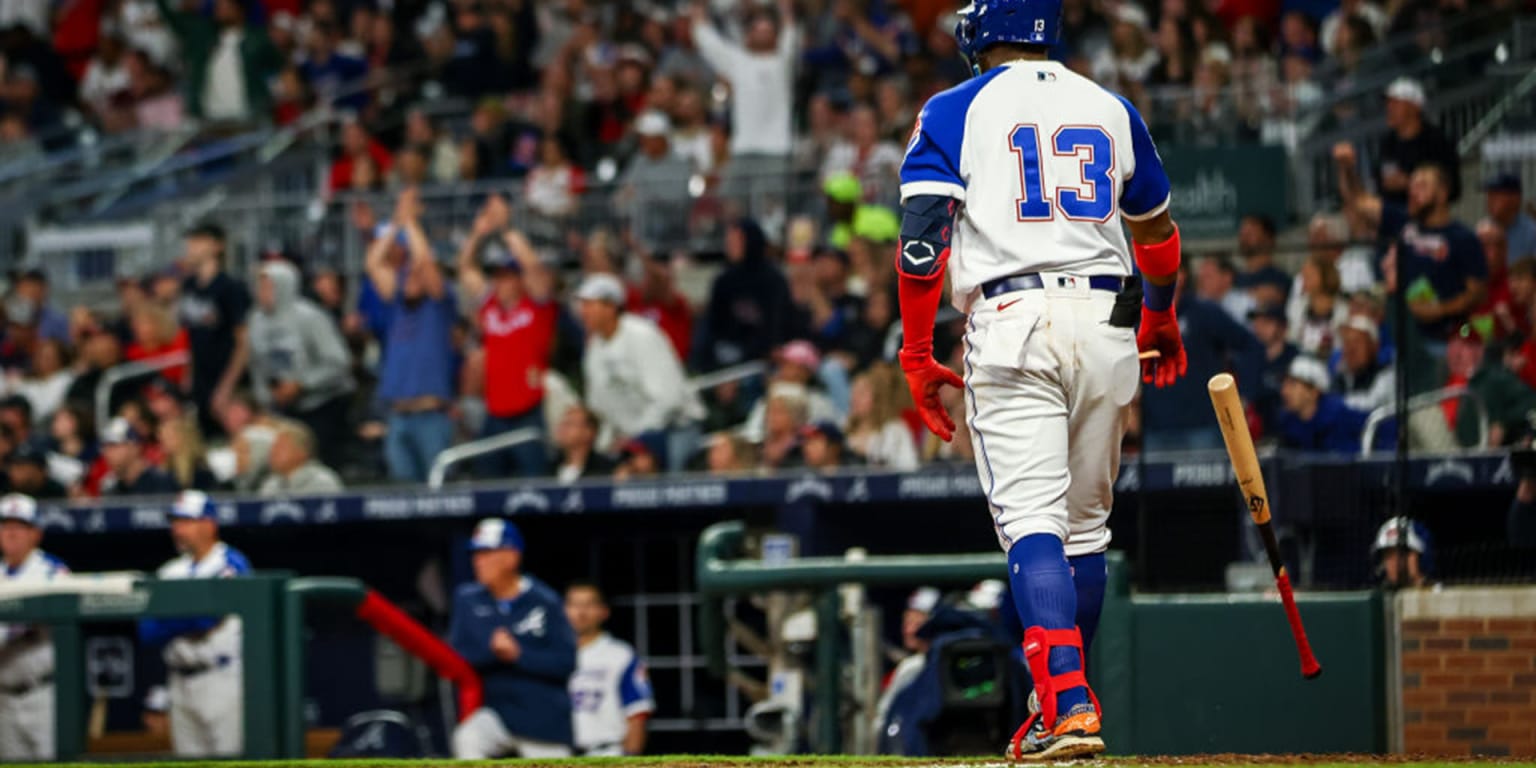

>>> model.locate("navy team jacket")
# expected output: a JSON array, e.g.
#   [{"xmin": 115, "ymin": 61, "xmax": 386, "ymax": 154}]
[{"xmin": 449, "ymin": 575, "xmax": 578, "ymax": 745}]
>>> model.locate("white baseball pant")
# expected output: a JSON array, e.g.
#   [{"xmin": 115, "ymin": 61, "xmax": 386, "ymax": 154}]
[
  {"xmin": 170, "ymin": 661, "xmax": 243, "ymax": 757},
  {"xmin": 962, "ymin": 275, "xmax": 1140, "ymax": 557},
  {"xmin": 0, "ymin": 683, "xmax": 54, "ymax": 760},
  {"xmin": 453, "ymin": 707, "xmax": 573, "ymax": 758}
]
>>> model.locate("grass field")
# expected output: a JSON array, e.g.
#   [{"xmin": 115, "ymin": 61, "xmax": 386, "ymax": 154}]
[{"xmin": 26, "ymin": 757, "xmax": 1536, "ymax": 768}]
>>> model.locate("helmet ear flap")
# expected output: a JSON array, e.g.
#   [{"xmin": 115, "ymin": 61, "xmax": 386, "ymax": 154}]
[{"xmin": 954, "ymin": 14, "xmax": 977, "ymax": 64}]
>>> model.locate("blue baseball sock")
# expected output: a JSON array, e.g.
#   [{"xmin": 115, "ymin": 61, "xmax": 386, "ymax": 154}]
[
  {"xmin": 1007, "ymin": 534, "xmax": 1090, "ymax": 717},
  {"xmin": 1069, "ymin": 552, "xmax": 1108, "ymax": 655}
]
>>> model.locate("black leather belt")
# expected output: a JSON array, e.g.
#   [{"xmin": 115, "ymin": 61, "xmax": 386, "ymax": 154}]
[
  {"xmin": 981, "ymin": 273, "xmax": 1126, "ymax": 300},
  {"xmin": 0, "ymin": 673, "xmax": 53, "ymax": 696},
  {"xmin": 170, "ymin": 655, "xmax": 233, "ymax": 677}
]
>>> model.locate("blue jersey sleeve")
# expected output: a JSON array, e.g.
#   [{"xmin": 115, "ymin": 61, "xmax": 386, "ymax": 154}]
[
  {"xmin": 1114, "ymin": 94, "xmax": 1171, "ymax": 221},
  {"xmin": 899, "ymin": 70, "xmax": 1004, "ymax": 203},
  {"xmin": 618, "ymin": 653, "xmax": 656, "ymax": 714}
]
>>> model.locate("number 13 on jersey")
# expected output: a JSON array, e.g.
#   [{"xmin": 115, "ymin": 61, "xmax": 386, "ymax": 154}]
[{"xmin": 1008, "ymin": 125, "xmax": 1115, "ymax": 223}]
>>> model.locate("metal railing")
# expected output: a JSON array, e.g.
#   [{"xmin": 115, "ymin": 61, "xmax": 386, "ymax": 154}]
[
  {"xmin": 94, "ymin": 351, "xmax": 190, "ymax": 438},
  {"xmin": 1360, "ymin": 386, "xmax": 1488, "ymax": 457}
]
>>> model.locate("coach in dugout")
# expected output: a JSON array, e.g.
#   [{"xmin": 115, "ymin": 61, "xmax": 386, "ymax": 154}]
[{"xmin": 450, "ymin": 518, "xmax": 577, "ymax": 758}]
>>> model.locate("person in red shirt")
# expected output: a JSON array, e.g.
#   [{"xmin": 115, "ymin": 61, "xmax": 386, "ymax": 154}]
[
  {"xmin": 627, "ymin": 254, "xmax": 693, "ymax": 362},
  {"xmin": 126, "ymin": 304, "xmax": 191, "ymax": 387},
  {"xmin": 458, "ymin": 194, "xmax": 557, "ymax": 478},
  {"xmin": 327, "ymin": 119, "xmax": 393, "ymax": 194}
]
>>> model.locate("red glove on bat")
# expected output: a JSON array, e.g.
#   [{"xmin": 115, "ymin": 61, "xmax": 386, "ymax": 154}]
[
  {"xmin": 1137, "ymin": 306, "xmax": 1187, "ymax": 388},
  {"xmin": 900, "ymin": 350, "xmax": 965, "ymax": 442}
]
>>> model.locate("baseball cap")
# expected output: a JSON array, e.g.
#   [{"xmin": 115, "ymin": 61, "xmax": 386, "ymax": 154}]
[
  {"xmin": 1247, "ymin": 304, "xmax": 1287, "ymax": 324},
  {"xmin": 574, "ymin": 273, "xmax": 627, "ymax": 305},
  {"xmin": 1484, "ymin": 173, "xmax": 1523, "ymax": 194},
  {"xmin": 1385, "ymin": 77, "xmax": 1425, "ymax": 108},
  {"xmin": 799, "ymin": 420, "xmax": 844, "ymax": 446},
  {"xmin": 634, "ymin": 110, "xmax": 672, "ymax": 138},
  {"xmin": 469, "ymin": 518, "xmax": 525, "ymax": 552},
  {"xmin": 906, "ymin": 586, "xmax": 940, "ymax": 614},
  {"xmin": 822, "ymin": 172, "xmax": 863, "ymax": 205},
  {"xmin": 101, "ymin": 417, "xmax": 142, "ymax": 446},
  {"xmin": 777, "ymin": 340, "xmax": 822, "ymax": 371},
  {"xmin": 0, "ymin": 493, "xmax": 37, "ymax": 526},
  {"xmin": 1337, "ymin": 314, "xmax": 1380, "ymax": 344},
  {"xmin": 1372, "ymin": 517, "xmax": 1427, "ymax": 555},
  {"xmin": 1286, "ymin": 355, "xmax": 1330, "ymax": 391},
  {"xmin": 169, "ymin": 490, "xmax": 217, "ymax": 520}
]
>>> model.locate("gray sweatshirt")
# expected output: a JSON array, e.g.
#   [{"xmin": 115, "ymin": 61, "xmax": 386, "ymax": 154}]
[
  {"xmin": 258, "ymin": 461, "xmax": 344, "ymax": 496},
  {"xmin": 248, "ymin": 261, "xmax": 355, "ymax": 412}
]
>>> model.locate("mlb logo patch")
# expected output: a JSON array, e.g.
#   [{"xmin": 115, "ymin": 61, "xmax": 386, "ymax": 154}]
[{"xmin": 1038, "ymin": 71, "xmax": 1056, "ymax": 82}]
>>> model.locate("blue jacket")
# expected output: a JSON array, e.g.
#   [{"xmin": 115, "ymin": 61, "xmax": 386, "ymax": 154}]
[
  {"xmin": 1278, "ymin": 394, "xmax": 1369, "ymax": 455},
  {"xmin": 449, "ymin": 576, "xmax": 577, "ymax": 745}
]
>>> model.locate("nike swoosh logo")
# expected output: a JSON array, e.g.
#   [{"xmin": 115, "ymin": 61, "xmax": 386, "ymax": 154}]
[{"xmin": 999, "ymin": 299, "xmax": 1022, "ymax": 311}]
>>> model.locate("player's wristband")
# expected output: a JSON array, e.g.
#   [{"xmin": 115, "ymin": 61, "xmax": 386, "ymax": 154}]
[
  {"xmin": 1133, "ymin": 225, "xmax": 1180, "ymax": 312},
  {"xmin": 1142, "ymin": 279, "xmax": 1176, "ymax": 312}
]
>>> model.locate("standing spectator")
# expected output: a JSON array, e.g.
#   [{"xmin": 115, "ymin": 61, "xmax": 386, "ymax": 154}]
[
  {"xmin": 629, "ymin": 254, "xmax": 693, "ymax": 363},
  {"xmin": 8, "ymin": 447, "xmax": 66, "ymax": 499},
  {"xmin": 699, "ymin": 219, "xmax": 794, "ymax": 368},
  {"xmin": 457, "ymin": 196, "xmax": 556, "ymax": 479},
  {"xmin": 565, "ymin": 582, "xmax": 654, "ymax": 756},
  {"xmin": 820, "ymin": 105, "xmax": 903, "ymax": 206},
  {"xmin": 99, "ymin": 417, "xmax": 178, "ymax": 497},
  {"xmin": 1376, "ymin": 78, "xmax": 1460, "ymax": 206},
  {"xmin": 247, "ymin": 260, "xmax": 355, "ymax": 469},
  {"xmin": 451, "ymin": 518, "xmax": 577, "ymax": 759},
  {"xmin": 0, "ymin": 493, "xmax": 67, "ymax": 761},
  {"xmin": 799, "ymin": 421, "xmax": 847, "ymax": 471},
  {"xmin": 1305, "ymin": 213, "xmax": 1376, "ymax": 296},
  {"xmin": 11, "ymin": 270, "xmax": 68, "ymax": 343},
  {"xmin": 844, "ymin": 363, "xmax": 918, "ymax": 470},
  {"xmin": 367, "ymin": 189, "xmax": 457, "ymax": 483},
  {"xmin": 153, "ymin": 0, "xmax": 280, "ymax": 124},
  {"xmin": 576, "ymin": 274, "xmax": 703, "ymax": 470},
  {"xmin": 691, "ymin": 0, "xmax": 798, "ymax": 217},
  {"xmin": 139, "ymin": 491, "xmax": 250, "ymax": 757},
  {"xmin": 125, "ymin": 305, "xmax": 190, "ymax": 388},
  {"xmin": 1336, "ymin": 141, "xmax": 1485, "ymax": 346},
  {"xmin": 1333, "ymin": 315, "xmax": 1395, "ymax": 414},
  {"xmin": 1278, "ymin": 356, "xmax": 1368, "ymax": 454},
  {"xmin": 1249, "ymin": 305, "xmax": 1299, "ymax": 435},
  {"xmin": 177, "ymin": 222, "xmax": 251, "ymax": 438},
  {"xmin": 1234, "ymin": 214, "xmax": 1290, "ymax": 310},
  {"xmin": 1484, "ymin": 173, "xmax": 1536, "ymax": 263},
  {"xmin": 1195, "ymin": 256, "xmax": 1253, "ymax": 323},
  {"xmin": 552, "ymin": 405, "xmax": 615, "ymax": 484},
  {"xmin": 157, "ymin": 415, "xmax": 217, "ymax": 491},
  {"xmin": 616, "ymin": 111, "xmax": 695, "ymax": 252},
  {"xmin": 258, "ymin": 420, "xmax": 343, "ymax": 495}
]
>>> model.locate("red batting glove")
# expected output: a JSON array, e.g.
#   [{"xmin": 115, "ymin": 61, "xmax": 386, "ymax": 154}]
[
  {"xmin": 899, "ymin": 350, "xmax": 965, "ymax": 442},
  {"xmin": 1137, "ymin": 306, "xmax": 1188, "ymax": 388}
]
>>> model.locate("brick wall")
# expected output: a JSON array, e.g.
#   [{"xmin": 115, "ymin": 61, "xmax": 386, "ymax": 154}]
[{"xmin": 1397, "ymin": 588, "xmax": 1536, "ymax": 757}]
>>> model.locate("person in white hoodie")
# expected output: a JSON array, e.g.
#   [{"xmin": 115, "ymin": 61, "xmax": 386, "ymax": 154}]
[{"xmin": 575, "ymin": 274, "xmax": 703, "ymax": 472}]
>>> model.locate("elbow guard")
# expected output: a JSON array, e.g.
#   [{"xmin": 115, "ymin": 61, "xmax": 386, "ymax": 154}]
[
  {"xmin": 1132, "ymin": 223, "xmax": 1181, "ymax": 279},
  {"xmin": 896, "ymin": 195, "xmax": 958, "ymax": 280}
]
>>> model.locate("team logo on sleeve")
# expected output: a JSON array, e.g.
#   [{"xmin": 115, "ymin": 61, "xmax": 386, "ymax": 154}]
[{"xmin": 905, "ymin": 114, "xmax": 924, "ymax": 157}]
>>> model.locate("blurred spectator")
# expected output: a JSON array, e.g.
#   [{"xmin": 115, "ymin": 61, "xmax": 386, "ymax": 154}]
[
  {"xmin": 1305, "ymin": 213, "xmax": 1376, "ymax": 296},
  {"xmin": 1278, "ymin": 356, "xmax": 1368, "ymax": 454},
  {"xmin": 120, "ymin": 49, "xmax": 185, "ymax": 131},
  {"xmin": 576, "ymin": 274, "xmax": 703, "ymax": 471},
  {"xmin": 1337, "ymin": 141, "xmax": 1484, "ymax": 346},
  {"xmin": 820, "ymin": 104, "xmax": 902, "ymax": 206},
  {"xmin": 157, "ymin": 414, "xmax": 216, "ymax": 491},
  {"xmin": 525, "ymin": 138, "xmax": 585, "ymax": 220},
  {"xmin": 367, "ymin": 189, "xmax": 457, "ymax": 483},
  {"xmin": 743, "ymin": 341, "xmax": 840, "ymax": 441},
  {"xmin": 389, "ymin": 144, "xmax": 432, "ymax": 189},
  {"xmin": 1333, "ymin": 314, "xmax": 1394, "ymax": 413},
  {"xmin": 795, "ymin": 246, "xmax": 863, "ymax": 351},
  {"xmin": 231, "ymin": 423, "xmax": 274, "ymax": 493},
  {"xmin": 1290, "ymin": 256, "xmax": 1347, "ymax": 358},
  {"xmin": 298, "ymin": 21, "xmax": 367, "ymax": 112},
  {"xmin": 1484, "ymin": 174, "xmax": 1536, "ymax": 263},
  {"xmin": 8, "ymin": 446, "xmax": 65, "ymax": 500},
  {"xmin": 125, "ymin": 304, "xmax": 190, "ymax": 387},
  {"xmin": 1093, "ymin": 4, "xmax": 1159, "ymax": 101},
  {"xmin": 844, "ymin": 363, "xmax": 917, "ymax": 470},
  {"xmin": 271, "ymin": 66, "xmax": 311, "ymax": 126},
  {"xmin": 843, "ymin": 285, "xmax": 899, "ymax": 370},
  {"xmin": 552, "ymin": 405, "xmax": 615, "ymax": 483},
  {"xmin": 0, "ymin": 296, "xmax": 41, "ymax": 371},
  {"xmin": 1320, "ymin": 0, "xmax": 1388, "ymax": 57},
  {"xmin": 0, "ymin": 397, "xmax": 37, "ymax": 453},
  {"xmin": 1195, "ymin": 255, "xmax": 1253, "ymax": 323},
  {"xmin": 0, "ymin": 112, "xmax": 41, "ymax": 165},
  {"xmin": 691, "ymin": 0, "xmax": 798, "ymax": 217},
  {"xmin": 794, "ymin": 93, "xmax": 844, "ymax": 178},
  {"xmin": 1474, "ymin": 218, "xmax": 1513, "ymax": 340},
  {"xmin": 758, "ymin": 382, "xmax": 808, "ymax": 469},
  {"xmin": 704, "ymin": 431, "xmax": 755, "ymax": 475},
  {"xmin": 799, "ymin": 421, "xmax": 846, "ymax": 471},
  {"xmin": 153, "ymin": 0, "xmax": 280, "ymax": 124},
  {"xmin": 1235, "ymin": 214, "xmax": 1289, "ymax": 310},
  {"xmin": 457, "ymin": 196, "xmax": 556, "ymax": 478},
  {"xmin": 670, "ymin": 84, "xmax": 714, "ymax": 173},
  {"xmin": 13, "ymin": 339, "xmax": 73, "ymax": 423},
  {"xmin": 1249, "ymin": 304, "xmax": 1299, "ymax": 435},
  {"xmin": 613, "ymin": 439, "xmax": 660, "ymax": 482},
  {"xmin": 328, "ymin": 120, "xmax": 394, "ymax": 194},
  {"xmin": 1499, "ymin": 257, "xmax": 1536, "ymax": 341},
  {"xmin": 248, "ymin": 259, "xmax": 355, "ymax": 469},
  {"xmin": 1457, "ymin": 338, "xmax": 1536, "ymax": 447},
  {"xmin": 1376, "ymin": 78, "xmax": 1459, "ymax": 206},
  {"xmin": 99, "ymin": 417, "xmax": 178, "ymax": 496},
  {"xmin": 64, "ymin": 332, "xmax": 124, "ymax": 413},
  {"xmin": 700, "ymin": 219, "xmax": 793, "ymax": 368},
  {"xmin": 628, "ymin": 254, "xmax": 693, "ymax": 362},
  {"xmin": 176, "ymin": 222, "xmax": 251, "ymax": 437},
  {"xmin": 11, "ymin": 271, "xmax": 67, "ymax": 344},
  {"xmin": 46, "ymin": 404, "xmax": 96, "ymax": 475},
  {"xmin": 404, "ymin": 108, "xmax": 461, "ymax": 184},
  {"xmin": 258, "ymin": 420, "xmax": 343, "ymax": 495},
  {"xmin": 616, "ymin": 111, "xmax": 694, "ymax": 251}
]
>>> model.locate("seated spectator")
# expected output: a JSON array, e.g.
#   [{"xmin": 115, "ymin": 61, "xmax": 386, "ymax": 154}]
[
  {"xmin": 1235, "ymin": 214, "xmax": 1290, "ymax": 310},
  {"xmin": 616, "ymin": 111, "xmax": 694, "ymax": 252},
  {"xmin": 12, "ymin": 339, "xmax": 74, "ymax": 424},
  {"xmin": 799, "ymin": 421, "xmax": 847, "ymax": 472},
  {"xmin": 99, "ymin": 417, "xmax": 179, "ymax": 497},
  {"xmin": 1305, "ymin": 213, "xmax": 1375, "ymax": 296},
  {"xmin": 65, "ymin": 332, "xmax": 125, "ymax": 413},
  {"xmin": 844, "ymin": 363, "xmax": 918, "ymax": 470},
  {"xmin": 628, "ymin": 254, "xmax": 693, "ymax": 364},
  {"xmin": 524, "ymin": 138, "xmax": 585, "ymax": 221},
  {"xmin": 704, "ymin": 431, "xmax": 756, "ymax": 476},
  {"xmin": 231, "ymin": 424, "xmax": 276, "ymax": 493},
  {"xmin": 742, "ymin": 341, "xmax": 840, "ymax": 441},
  {"xmin": 389, "ymin": 144, "xmax": 432, "ymax": 189},
  {"xmin": 1278, "ymin": 356, "xmax": 1368, "ymax": 454},
  {"xmin": 329, "ymin": 119, "xmax": 394, "ymax": 194},
  {"xmin": 1250, "ymin": 305, "xmax": 1299, "ymax": 435},
  {"xmin": 1455, "ymin": 339, "xmax": 1536, "ymax": 448},
  {"xmin": 404, "ymin": 108, "xmax": 460, "ymax": 184},
  {"xmin": 125, "ymin": 305, "xmax": 190, "ymax": 388},
  {"xmin": 613, "ymin": 439, "xmax": 659, "ymax": 482},
  {"xmin": 758, "ymin": 383, "xmax": 809, "ymax": 469},
  {"xmin": 0, "ymin": 396, "xmax": 40, "ymax": 452},
  {"xmin": 1473, "ymin": 218, "xmax": 1512, "ymax": 340},
  {"xmin": 1333, "ymin": 315, "xmax": 1395, "ymax": 414},
  {"xmin": 298, "ymin": 21, "xmax": 368, "ymax": 112},
  {"xmin": 820, "ymin": 105, "xmax": 902, "ymax": 207},
  {"xmin": 699, "ymin": 219, "xmax": 793, "ymax": 369},
  {"xmin": 46, "ymin": 404, "xmax": 97, "ymax": 477},
  {"xmin": 1195, "ymin": 255, "xmax": 1253, "ymax": 324},
  {"xmin": 8, "ymin": 446, "xmax": 66, "ymax": 500},
  {"xmin": 248, "ymin": 259, "xmax": 356, "ymax": 469},
  {"xmin": 1500, "ymin": 258, "xmax": 1536, "ymax": 341},
  {"xmin": 1484, "ymin": 173, "xmax": 1536, "ymax": 263},
  {"xmin": 552, "ymin": 406, "xmax": 615, "ymax": 484},
  {"xmin": 796, "ymin": 247, "xmax": 864, "ymax": 351},
  {"xmin": 576, "ymin": 274, "xmax": 703, "ymax": 471},
  {"xmin": 259, "ymin": 420, "xmax": 343, "ymax": 495},
  {"xmin": 1290, "ymin": 256, "xmax": 1347, "ymax": 358},
  {"xmin": 158, "ymin": 414, "xmax": 218, "ymax": 491},
  {"xmin": 11, "ymin": 270, "xmax": 68, "ymax": 344},
  {"xmin": 121, "ymin": 49, "xmax": 185, "ymax": 132}
]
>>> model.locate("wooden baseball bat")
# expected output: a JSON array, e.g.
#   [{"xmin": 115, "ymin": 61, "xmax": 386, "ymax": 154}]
[{"xmin": 1207, "ymin": 373, "xmax": 1323, "ymax": 680}]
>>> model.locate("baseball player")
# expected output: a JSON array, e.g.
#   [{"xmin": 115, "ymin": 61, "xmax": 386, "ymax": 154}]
[
  {"xmin": 0, "ymin": 494, "xmax": 68, "ymax": 760},
  {"xmin": 450, "ymin": 518, "xmax": 577, "ymax": 759},
  {"xmin": 565, "ymin": 581, "xmax": 655, "ymax": 756},
  {"xmin": 896, "ymin": 0, "xmax": 1186, "ymax": 759},
  {"xmin": 138, "ymin": 490, "xmax": 252, "ymax": 757}
]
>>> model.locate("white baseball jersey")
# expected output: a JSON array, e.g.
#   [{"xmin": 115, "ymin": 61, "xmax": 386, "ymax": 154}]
[
  {"xmin": 569, "ymin": 633, "xmax": 654, "ymax": 753},
  {"xmin": 151, "ymin": 541, "xmax": 251, "ymax": 757},
  {"xmin": 900, "ymin": 59, "xmax": 1172, "ymax": 313},
  {"xmin": 0, "ymin": 549, "xmax": 68, "ymax": 688}
]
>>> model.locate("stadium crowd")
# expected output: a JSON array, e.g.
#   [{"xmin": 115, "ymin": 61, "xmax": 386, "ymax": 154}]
[{"xmin": 0, "ymin": 0, "xmax": 1532, "ymax": 495}]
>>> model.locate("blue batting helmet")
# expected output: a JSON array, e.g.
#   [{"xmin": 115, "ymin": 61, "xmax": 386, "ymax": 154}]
[{"xmin": 954, "ymin": 0, "xmax": 1063, "ymax": 66}]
